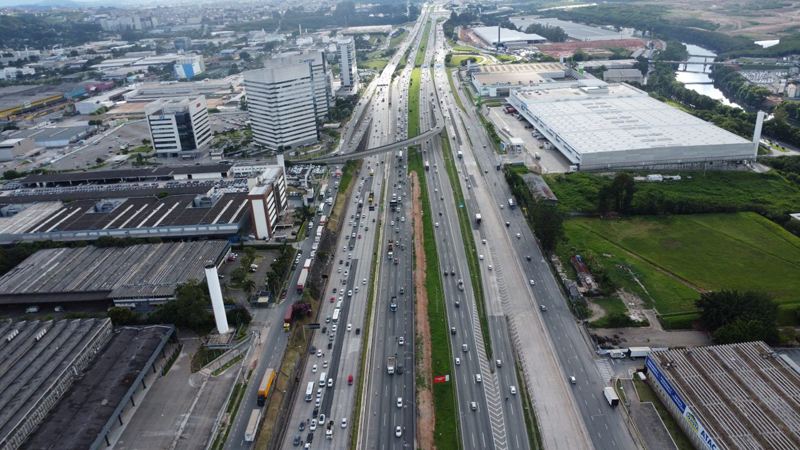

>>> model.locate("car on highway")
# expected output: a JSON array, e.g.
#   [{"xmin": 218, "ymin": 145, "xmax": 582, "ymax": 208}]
[
  {"xmin": 475, "ymin": 374, "xmax": 482, "ymax": 383},
  {"xmin": 470, "ymin": 401, "xmax": 477, "ymax": 411},
  {"xmin": 312, "ymin": 364, "xmax": 318, "ymax": 373},
  {"xmin": 341, "ymin": 418, "xmax": 347, "ymax": 428},
  {"xmin": 570, "ymin": 376, "xmax": 577, "ymax": 384},
  {"xmin": 348, "ymin": 374, "xmax": 354, "ymax": 385},
  {"xmin": 399, "ymin": 337, "xmax": 405, "ymax": 345},
  {"xmin": 488, "ymin": 265, "xmax": 493, "ymax": 271},
  {"xmin": 462, "ymin": 344, "xmax": 468, "ymax": 352},
  {"xmin": 323, "ymin": 360, "xmax": 328, "ymax": 368},
  {"xmin": 479, "ymin": 254, "xmax": 484, "ymax": 260},
  {"xmin": 510, "ymin": 386, "xmax": 517, "ymax": 395},
  {"xmin": 455, "ymin": 357, "xmax": 461, "ymax": 366},
  {"xmin": 328, "ymin": 378, "xmax": 333, "ymax": 388},
  {"xmin": 395, "ymin": 426, "xmax": 402, "ymax": 438},
  {"xmin": 293, "ymin": 435, "xmax": 301, "ymax": 446},
  {"xmin": 299, "ymin": 422, "xmax": 305, "ymax": 431},
  {"xmin": 310, "ymin": 419, "xmax": 317, "ymax": 431},
  {"xmin": 540, "ymin": 304, "xmax": 547, "ymax": 311},
  {"xmin": 347, "ymin": 323, "xmax": 352, "ymax": 331},
  {"xmin": 317, "ymin": 349, "xmax": 323, "ymax": 357},
  {"xmin": 397, "ymin": 397, "xmax": 403, "ymax": 408},
  {"xmin": 450, "ymin": 327, "xmax": 456, "ymax": 335},
  {"xmin": 348, "ymin": 290, "xmax": 353, "ymax": 297}
]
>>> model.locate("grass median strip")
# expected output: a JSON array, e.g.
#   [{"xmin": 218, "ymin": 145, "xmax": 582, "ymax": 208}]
[
  {"xmin": 439, "ymin": 134, "xmax": 492, "ymax": 362},
  {"xmin": 445, "ymin": 67, "xmax": 466, "ymax": 113},
  {"xmin": 414, "ymin": 19, "xmax": 432, "ymax": 67},
  {"xmin": 409, "ymin": 148, "xmax": 461, "ymax": 450}
]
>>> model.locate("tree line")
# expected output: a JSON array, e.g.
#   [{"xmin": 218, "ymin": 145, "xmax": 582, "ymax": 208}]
[
  {"xmin": 710, "ymin": 66, "xmax": 772, "ymax": 109},
  {"xmin": 523, "ymin": 23, "xmax": 567, "ymax": 42}
]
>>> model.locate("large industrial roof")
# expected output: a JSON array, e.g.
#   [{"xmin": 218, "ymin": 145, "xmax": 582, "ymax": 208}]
[
  {"xmin": 471, "ymin": 62, "xmax": 567, "ymax": 86},
  {"xmin": 472, "ymin": 26, "xmax": 546, "ymax": 45},
  {"xmin": 17, "ymin": 163, "xmax": 233, "ymax": 186},
  {"xmin": 0, "ymin": 241, "xmax": 229, "ymax": 303},
  {"xmin": 510, "ymin": 17, "xmax": 634, "ymax": 41},
  {"xmin": 0, "ymin": 318, "xmax": 112, "ymax": 445},
  {"xmin": 0, "ymin": 192, "xmax": 250, "ymax": 236},
  {"xmin": 511, "ymin": 83, "xmax": 751, "ymax": 154},
  {"xmin": 647, "ymin": 342, "xmax": 800, "ymax": 450}
]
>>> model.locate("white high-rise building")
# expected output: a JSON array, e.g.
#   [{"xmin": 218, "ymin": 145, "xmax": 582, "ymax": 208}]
[
  {"xmin": 337, "ymin": 37, "xmax": 359, "ymax": 90},
  {"xmin": 144, "ymin": 96, "xmax": 212, "ymax": 158},
  {"xmin": 244, "ymin": 51, "xmax": 331, "ymax": 151}
]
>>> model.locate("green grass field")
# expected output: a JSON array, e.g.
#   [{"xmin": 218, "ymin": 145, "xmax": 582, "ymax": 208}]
[
  {"xmin": 546, "ymin": 171, "xmax": 800, "ymax": 218},
  {"xmin": 359, "ymin": 59, "xmax": 388, "ymax": 71},
  {"xmin": 446, "ymin": 54, "xmax": 484, "ymax": 67},
  {"xmin": 559, "ymin": 213, "xmax": 800, "ymax": 323},
  {"xmin": 408, "ymin": 68, "xmax": 421, "ymax": 138}
]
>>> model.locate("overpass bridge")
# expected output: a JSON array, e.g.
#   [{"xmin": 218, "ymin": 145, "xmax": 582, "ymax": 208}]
[{"xmin": 297, "ymin": 98, "xmax": 445, "ymax": 164}]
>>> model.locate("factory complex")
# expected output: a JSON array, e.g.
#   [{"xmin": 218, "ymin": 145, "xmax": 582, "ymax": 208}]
[
  {"xmin": 0, "ymin": 241, "xmax": 230, "ymax": 308},
  {"xmin": 645, "ymin": 342, "xmax": 800, "ymax": 450},
  {"xmin": 508, "ymin": 83, "xmax": 757, "ymax": 171}
]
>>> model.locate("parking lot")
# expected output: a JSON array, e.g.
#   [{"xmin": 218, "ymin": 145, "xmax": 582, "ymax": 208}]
[{"xmin": 487, "ymin": 106, "xmax": 572, "ymax": 173}]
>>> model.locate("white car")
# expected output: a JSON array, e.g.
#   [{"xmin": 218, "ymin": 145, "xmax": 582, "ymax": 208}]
[
  {"xmin": 530, "ymin": 279, "xmax": 535, "ymax": 285},
  {"xmin": 399, "ymin": 336, "xmax": 405, "ymax": 346},
  {"xmin": 475, "ymin": 374, "xmax": 482, "ymax": 383},
  {"xmin": 479, "ymin": 254, "xmax": 484, "ymax": 260},
  {"xmin": 395, "ymin": 426, "xmax": 402, "ymax": 437},
  {"xmin": 317, "ymin": 349, "xmax": 323, "ymax": 357},
  {"xmin": 363, "ymin": 278, "xmax": 367, "ymax": 285},
  {"xmin": 397, "ymin": 397, "xmax": 403, "ymax": 408},
  {"xmin": 348, "ymin": 290, "xmax": 353, "ymax": 297},
  {"xmin": 312, "ymin": 364, "xmax": 318, "ymax": 373},
  {"xmin": 323, "ymin": 360, "xmax": 328, "ymax": 368},
  {"xmin": 332, "ymin": 324, "xmax": 338, "ymax": 332},
  {"xmin": 455, "ymin": 357, "xmax": 461, "ymax": 366},
  {"xmin": 510, "ymin": 386, "xmax": 517, "ymax": 395},
  {"xmin": 310, "ymin": 419, "xmax": 317, "ymax": 431},
  {"xmin": 516, "ymin": 233, "xmax": 521, "ymax": 239},
  {"xmin": 488, "ymin": 265, "xmax": 493, "ymax": 271},
  {"xmin": 435, "ymin": 222, "xmax": 439, "ymax": 227},
  {"xmin": 347, "ymin": 323, "xmax": 352, "ymax": 331},
  {"xmin": 341, "ymin": 418, "xmax": 347, "ymax": 428},
  {"xmin": 482, "ymin": 239, "xmax": 486, "ymax": 244}
]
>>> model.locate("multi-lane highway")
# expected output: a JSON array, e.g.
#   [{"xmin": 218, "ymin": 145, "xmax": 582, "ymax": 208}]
[{"xmin": 439, "ymin": 27, "xmax": 637, "ymax": 450}]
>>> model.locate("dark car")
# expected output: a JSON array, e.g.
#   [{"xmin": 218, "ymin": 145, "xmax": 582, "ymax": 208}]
[
  {"xmin": 310, "ymin": 346, "xmax": 317, "ymax": 355},
  {"xmin": 355, "ymin": 328, "xmax": 361, "ymax": 335},
  {"xmin": 293, "ymin": 435, "xmax": 301, "ymax": 446},
  {"xmin": 397, "ymin": 364, "xmax": 404, "ymax": 374},
  {"xmin": 307, "ymin": 432, "xmax": 314, "ymax": 443},
  {"xmin": 313, "ymin": 407, "xmax": 319, "ymax": 417},
  {"xmin": 299, "ymin": 422, "xmax": 305, "ymax": 431},
  {"xmin": 322, "ymin": 326, "xmax": 327, "ymax": 334}
]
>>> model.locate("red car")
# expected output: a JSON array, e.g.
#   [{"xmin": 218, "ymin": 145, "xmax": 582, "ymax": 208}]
[
  {"xmin": 348, "ymin": 375, "xmax": 353, "ymax": 385},
  {"xmin": 358, "ymin": 234, "xmax": 362, "ymax": 239},
  {"xmin": 227, "ymin": 256, "xmax": 235, "ymax": 261},
  {"xmin": 330, "ymin": 296, "xmax": 335, "ymax": 303},
  {"xmin": 281, "ymin": 290, "xmax": 287, "ymax": 299}
]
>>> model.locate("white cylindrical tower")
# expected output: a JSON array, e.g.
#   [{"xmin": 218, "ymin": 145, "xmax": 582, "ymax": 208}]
[{"xmin": 205, "ymin": 263, "xmax": 230, "ymax": 334}]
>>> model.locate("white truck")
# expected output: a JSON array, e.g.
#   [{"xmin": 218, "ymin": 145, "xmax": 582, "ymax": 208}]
[
  {"xmin": 244, "ymin": 409, "xmax": 260, "ymax": 441},
  {"xmin": 628, "ymin": 347, "xmax": 651, "ymax": 359},
  {"xmin": 603, "ymin": 387, "xmax": 620, "ymax": 407},
  {"xmin": 475, "ymin": 213, "xmax": 481, "ymax": 224},
  {"xmin": 387, "ymin": 356, "xmax": 396, "ymax": 374}
]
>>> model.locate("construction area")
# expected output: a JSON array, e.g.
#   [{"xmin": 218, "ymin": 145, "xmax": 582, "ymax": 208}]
[
  {"xmin": 645, "ymin": 342, "xmax": 800, "ymax": 450},
  {"xmin": 0, "ymin": 241, "xmax": 229, "ymax": 309}
]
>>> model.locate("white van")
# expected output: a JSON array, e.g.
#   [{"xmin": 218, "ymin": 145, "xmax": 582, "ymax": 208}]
[{"xmin": 319, "ymin": 372, "xmax": 327, "ymax": 386}]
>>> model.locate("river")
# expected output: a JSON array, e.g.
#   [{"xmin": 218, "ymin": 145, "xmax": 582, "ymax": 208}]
[{"xmin": 674, "ymin": 43, "xmax": 742, "ymax": 108}]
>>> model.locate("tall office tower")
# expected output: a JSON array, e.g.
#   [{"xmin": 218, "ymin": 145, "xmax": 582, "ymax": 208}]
[
  {"xmin": 244, "ymin": 51, "xmax": 331, "ymax": 151},
  {"xmin": 144, "ymin": 96, "xmax": 212, "ymax": 158},
  {"xmin": 337, "ymin": 37, "xmax": 359, "ymax": 90}
]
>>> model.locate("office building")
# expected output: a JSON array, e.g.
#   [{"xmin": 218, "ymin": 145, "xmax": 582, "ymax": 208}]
[
  {"xmin": 244, "ymin": 52, "xmax": 331, "ymax": 151},
  {"xmin": 247, "ymin": 166, "xmax": 288, "ymax": 239},
  {"xmin": 337, "ymin": 37, "xmax": 359, "ymax": 90},
  {"xmin": 173, "ymin": 55, "xmax": 205, "ymax": 80},
  {"xmin": 145, "ymin": 96, "xmax": 212, "ymax": 158}
]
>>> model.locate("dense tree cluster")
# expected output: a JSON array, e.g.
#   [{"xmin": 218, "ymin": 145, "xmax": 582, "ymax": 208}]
[
  {"xmin": 695, "ymin": 290, "xmax": 780, "ymax": 344},
  {"xmin": 504, "ymin": 167, "xmax": 566, "ymax": 251},
  {"xmin": 711, "ymin": 66, "xmax": 771, "ymax": 109},
  {"xmin": 523, "ymin": 23, "xmax": 567, "ymax": 42},
  {"xmin": 0, "ymin": 15, "xmax": 102, "ymax": 48}
]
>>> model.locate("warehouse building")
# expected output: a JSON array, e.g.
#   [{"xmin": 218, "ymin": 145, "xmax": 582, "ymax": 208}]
[
  {"xmin": 510, "ymin": 17, "xmax": 636, "ymax": 42},
  {"xmin": 173, "ymin": 55, "xmax": 206, "ymax": 80},
  {"xmin": 645, "ymin": 342, "xmax": 800, "ymax": 450},
  {"xmin": 0, "ymin": 138, "xmax": 35, "ymax": 162},
  {"xmin": 0, "ymin": 241, "xmax": 229, "ymax": 309},
  {"xmin": 508, "ymin": 83, "xmax": 757, "ymax": 171},
  {"xmin": 0, "ymin": 319, "xmax": 175, "ymax": 450},
  {"xmin": 8, "ymin": 125, "xmax": 93, "ymax": 148},
  {"xmin": 603, "ymin": 68, "xmax": 645, "ymax": 84},
  {"xmin": 469, "ymin": 62, "xmax": 593, "ymax": 97},
  {"xmin": 472, "ymin": 26, "xmax": 547, "ymax": 47}
]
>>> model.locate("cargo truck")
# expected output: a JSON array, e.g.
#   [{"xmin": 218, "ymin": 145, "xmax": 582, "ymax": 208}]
[
  {"xmin": 297, "ymin": 268, "xmax": 309, "ymax": 292},
  {"xmin": 628, "ymin": 347, "xmax": 651, "ymax": 359},
  {"xmin": 326, "ymin": 420, "xmax": 334, "ymax": 439},
  {"xmin": 316, "ymin": 226, "xmax": 323, "ymax": 238},
  {"xmin": 475, "ymin": 213, "xmax": 481, "ymax": 224},
  {"xmin": 284, "ymin": 307, "xmax": 293, "ymax": 331},
  {"xmin": 303, "ymin": 259, "xmax": 312, "ymax": 270},
  {"xmin": 457, "ymin": 151, "xmax": 463, "ymax": 159},
  {"xmin": 603, "ymin": 387, "xmax": 619, "ymax": 407},
  {"xmin": 387, "ymin": 356, "xmax": 396, "ymax": 374},
  {"xmin": 257, "ymin": 368, "xmax": 275, "ymax": 406},
  {"xmin": 508, "ymin": 198, "xmax": 516, "ymax": 209},
  {"xmin": 244, "ymin": 409, "xmax": 260, "ymax": 441},
  {"xmin": 425, "ymin": 161, "xmax": 430, "ymax": 171},
  {"xmin": 387, "ymin": 239, "xmax": 394, "ymax": 259}
]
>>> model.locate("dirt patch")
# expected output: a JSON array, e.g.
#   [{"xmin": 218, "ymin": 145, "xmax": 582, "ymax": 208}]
[
  {"xmin": 411, "ymin": 172, "xmax": 435, "ymax": 450},
  {"xmin": 587, "ymin": 301, "xmax": 606, "ymax": 321}
]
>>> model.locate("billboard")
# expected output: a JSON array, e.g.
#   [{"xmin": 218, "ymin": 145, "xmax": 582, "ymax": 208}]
[{"xmin": 646, "ymin": 356, "xmax": 719, "ymax": 450}]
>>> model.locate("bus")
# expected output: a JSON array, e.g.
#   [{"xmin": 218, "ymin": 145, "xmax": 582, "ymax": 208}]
[
  {"xmin": 318, "ymin": 183, "xmax": 328, "ymax": 200},
  {"xmin": 317, "ymin": 203, "xmax": 324, "ymax": 215},
  {"xmin": 257, "ymin": 368, "xmax": 276, "ymax": 406},
  {"xmin": 305, "ymin": 381, "xmax": 315, "ymax": 402},
  {"xmin": 244, "ymin": 409, "xmax": 260, "ymax": 442},
  {"xmin": 319, "ymin": 215, "xmax": 327, "ymax": 225},
  {"xmin": 332, "ymin": 308, "xmax": 340, "ymax": 323}
]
